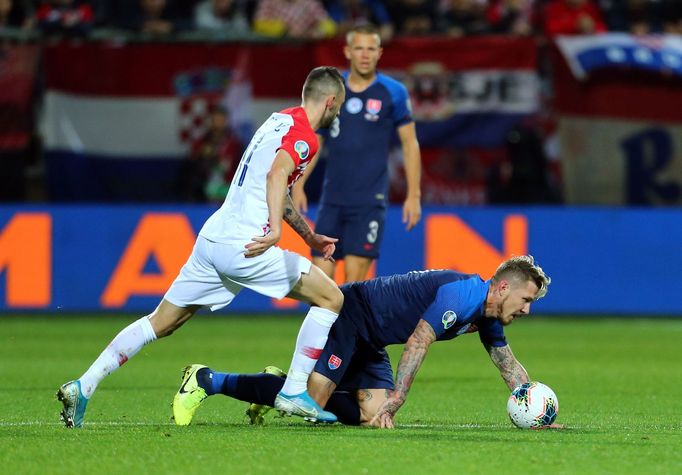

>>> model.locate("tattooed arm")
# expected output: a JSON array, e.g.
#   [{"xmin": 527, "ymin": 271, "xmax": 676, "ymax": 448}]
[
  {"xmin": 370, "ymin": 319, "xmax": 437, "ymax": 428},
  {"xmin": 487, "ymin": 344, "xmax": 564, "ymax": 429},
  {"xmin": 484, "ymin": 344, "xmax": 529, "ymax": 391},
  {"xmin": 283, "ymin": 193, "xmax": 314, "ymax": 241},
  {"xmin": 283, "ymin": 194, "xmax": 337, "ymax": 260}
]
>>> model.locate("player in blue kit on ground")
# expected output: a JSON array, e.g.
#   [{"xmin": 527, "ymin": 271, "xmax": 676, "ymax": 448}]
[
  {"xmin": 292, "ymin": 24, "xmax": 422, "ymax": 283},
  {"xmin": 172, "ymin": 255, "xmax": 551, "ymax": 428}
]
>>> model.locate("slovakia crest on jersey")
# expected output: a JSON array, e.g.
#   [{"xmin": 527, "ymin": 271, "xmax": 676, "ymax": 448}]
[
  {"xmin": 346, "ymin": 97, "xmax": 363, "ymax": 114},
  {"xmin": 442, "ymin": 310, "xmax": 457, "ymax": 330},
  {"xmin": 328, "ymin": 354, "xmax": 342, "ymax": 370},
  {"xmin": 366, "ymin": 99, "xmax": 382, "ymax": 115},
  {"xmin": 294, "ymin": 140, "xmax": 310, "ymax": 160}
]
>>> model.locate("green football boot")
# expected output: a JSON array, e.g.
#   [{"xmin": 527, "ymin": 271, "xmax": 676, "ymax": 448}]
[
  {"xmin": 172, "ymin": 364, "xmax": 208, "ymax": 426},
  {"xmin": 245, "ymin": 366, "xmax": 287, "ymax": 425}
]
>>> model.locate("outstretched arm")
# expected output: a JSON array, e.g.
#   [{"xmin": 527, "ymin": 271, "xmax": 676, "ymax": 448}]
[
  {"xmin": 283, "ymin": 194, "xmax": 314, "ymax": 242},
  {"xmin": 370, "ymin": 319, "xmax": 436, "ymax": 428},
  {"xmin": 484, "ymin": 343, "xmax": 529, "ymax": 391},
  {"xmin": 284, "ymin": 194, "xmax": 337, "ymax": 260},
  {"xmin": 486, "ymin": 343, "xmax": 564, "ymax": 429}
]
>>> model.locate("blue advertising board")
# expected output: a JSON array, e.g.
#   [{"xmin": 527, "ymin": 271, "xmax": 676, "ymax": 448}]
[{"xmin": 1, "ymin": 205, "xmax": 680, "ymax": 315}]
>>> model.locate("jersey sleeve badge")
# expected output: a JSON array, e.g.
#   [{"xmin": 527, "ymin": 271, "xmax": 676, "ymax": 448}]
[
  {"xmin": 294, "ymin": 140, "xmax": 310, "ymax": 160},
  {"xmin": 442, "ymin": 310, "xmax": 457, "ymax": 330}
]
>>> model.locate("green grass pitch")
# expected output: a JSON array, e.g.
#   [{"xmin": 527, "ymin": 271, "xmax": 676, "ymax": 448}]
[{"xmin": 1, "ymin": 314, "xmax": 681, "ymax": 474}]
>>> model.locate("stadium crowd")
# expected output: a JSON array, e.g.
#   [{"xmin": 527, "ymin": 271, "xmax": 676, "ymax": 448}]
[
  {"xmin": 1, "ymin": 0, "xmax": 681, "ymax": 39},
  {"xmin": 1, "ymin": 0, "xmax": 679, "ymax": 205}
]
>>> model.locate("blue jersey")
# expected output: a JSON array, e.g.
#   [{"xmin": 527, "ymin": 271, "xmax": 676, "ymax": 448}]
[
  {"xmin": 339, "ymin": 270, "xmax": 507, "ymax": 349},
  {"xmin": 319, "ymin": 71, "xmax": 413, "ymax": 207}
]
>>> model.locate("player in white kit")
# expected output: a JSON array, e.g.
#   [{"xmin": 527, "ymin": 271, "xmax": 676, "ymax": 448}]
[{"xmin": 57, "ymin": 67, "xmax": 347, "ymax": 427}]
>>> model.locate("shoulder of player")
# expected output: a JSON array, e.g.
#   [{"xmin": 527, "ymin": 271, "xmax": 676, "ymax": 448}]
[
  {"xmin": 277, "ymin": 109, "xmax": 317, "ymax": 142},
  {"xmin": 375, "ymin": 72, "xmax": 409, "ymax": 98},
  {"xmin": 431, "ymin": 269, "xmax": 480, "ymax": 286},
  {"xmin": 435, "ymin": 272, "xmax": 488, "ymax": 302}
]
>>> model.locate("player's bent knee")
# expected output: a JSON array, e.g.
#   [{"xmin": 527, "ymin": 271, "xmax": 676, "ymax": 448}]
[
  {"xmin": 149, "ymin": 300, "xmax": 198, "ymax": 337},
  {"xmin": 325, "ymin": 286, "xmax": 344, "ymax": 313},
  {"xmin": 308, "ymin": 281, "xmax": 343, "ymax": 312}
]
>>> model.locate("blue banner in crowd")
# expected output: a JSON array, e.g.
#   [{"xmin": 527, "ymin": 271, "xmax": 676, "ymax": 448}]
[
  {"xmin": 557, "ymin": 33, "xmax": 682, "ymax": 80},
  {"xmin": 0, "ymin": 205, "xmax": 680, "ymax": 315}
]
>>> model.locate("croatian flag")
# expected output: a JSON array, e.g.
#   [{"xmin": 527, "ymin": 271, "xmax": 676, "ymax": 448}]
[
  {"xmin": 42, "ymin": 38, "xmax": 539, "ymax": 202},
  {"xmin": 42, "ymin": 43, "xmax": 254, "ymax": 201}
]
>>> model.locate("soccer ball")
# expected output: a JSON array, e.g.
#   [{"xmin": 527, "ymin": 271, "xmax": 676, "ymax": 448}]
[{"xmin": 507, "ymin": 382, "xmax": 559, "ymax": 429}]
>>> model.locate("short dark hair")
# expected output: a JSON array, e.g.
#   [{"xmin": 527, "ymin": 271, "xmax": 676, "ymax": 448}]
[{"xmin": 302, "ymin": 66, "xmax": 344, "ymax": 103}]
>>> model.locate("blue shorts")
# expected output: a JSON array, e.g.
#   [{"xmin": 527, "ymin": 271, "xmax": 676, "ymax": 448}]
[
  {"xmin": 312, "ymin": 204, "xmax": 386, "ymax": 260},
  {"xmin": 314, "ymin": 314, "xmax": 394, "ymax": 391}
]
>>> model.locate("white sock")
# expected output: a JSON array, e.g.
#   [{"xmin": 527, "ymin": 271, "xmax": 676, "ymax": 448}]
[
  {"xmin": 281, "ymin": 306, "xmax": 338, "ymax": 396},
  {"xmin": 78, "ymin": 316, "xmax": 157, "ymax": 398}
]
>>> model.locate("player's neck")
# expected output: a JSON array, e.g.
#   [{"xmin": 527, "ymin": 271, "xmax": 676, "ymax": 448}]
[
  {"xmin": 483, "ymin": 286, "xmax": 497, "ymax": 319},
  {"xmin": 347, "ymin": 70, "xmax": 376, "ymax": 93},
  {"xmin": 301, "ymin": 103, "xmax": 323, "ymax": 130}
]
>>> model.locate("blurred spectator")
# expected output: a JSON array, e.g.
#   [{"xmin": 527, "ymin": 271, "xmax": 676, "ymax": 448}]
[
  {"xmin": 624, "ymin": 0, "xmax": 659, "ymax": 35},
  {"xmin": 253, "ymin": 0, "xmax": 336, "ymax": 39},
  {"xmin": 599, "ymin": 0, "xmax": 663, "ymax": 34},
  {"xmin": 0, "ymin": 0, "xmax": 33, "ymax": 29},
  {"xmin": 543, "ymin": 0, "xmax": 607, "ymax": 37},
  {"xmin": 87, "ymin": 0, "xmax": 115, "ymax": 27},
  {"xmin": 391, "ymin": 0, "xmax": 439, "ymax": 35},
  {"xmin": 661, "ymin": 0, "xmax": 682, "ymax": 34},
  {"xmin": 119, "ymin": 0, "xmax": 188, "ymax": 36},
  {"xmin": 325, "ymin": 0, "xmax": 394, "ymax": 41},
  {"xmin": 35, "ymin": 0, "xmax": 94, "ymax": 37},
  {"xmin": 185, "ymin": 105, "xmax": 243, "ymax": 202},
  {"xmin": 437, "ymin": 0, "xmax": 489, "ymax": 37},
  {"xmin": 487, "ymin": 124, "xmax": 561, "ymax": 204},
  {"xmin": 193, "ymin": 0, "xmax": 251, "ymax": 35},
  {"xmin": 486, "ymin": 0, "xmax": 535, "ymax": 35}
]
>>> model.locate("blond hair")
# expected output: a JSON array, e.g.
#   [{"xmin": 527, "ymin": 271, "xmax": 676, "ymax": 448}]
[
  {"xmin": 346, "ymin": 24, "xmax": 381, "ymax": 47},
  {"xmin": 493, "ymin": 255, "xmax": 551, "ymax": 300}
]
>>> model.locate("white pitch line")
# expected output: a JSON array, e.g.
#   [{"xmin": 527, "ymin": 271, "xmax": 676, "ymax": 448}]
[
  {"xmin": 401, "ymin": 423, "xmax": 509, "ymax": 429},
  {"xmin": 0, "ymin": 421, "xmax": 174, "ymax": 427},
  {"xmin": 3, "ymin": 421, "xmax": 502, "ymax": 428}
]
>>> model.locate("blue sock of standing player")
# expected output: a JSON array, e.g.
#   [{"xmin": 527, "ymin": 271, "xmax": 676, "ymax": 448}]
[{"xmin": 196, "ymin": 368, "xmax": 360, "ymax": 425}]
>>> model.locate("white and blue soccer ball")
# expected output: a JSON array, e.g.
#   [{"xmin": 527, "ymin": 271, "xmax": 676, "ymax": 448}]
[{"xmin": 507, "ymin": 382, "xmax": 559, "ymax": 429}]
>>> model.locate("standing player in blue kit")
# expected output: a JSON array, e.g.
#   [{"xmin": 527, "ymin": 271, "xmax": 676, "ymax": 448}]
[{"xmin": 292, "ymin": 24, "xmax": 422, "ymax": 283}]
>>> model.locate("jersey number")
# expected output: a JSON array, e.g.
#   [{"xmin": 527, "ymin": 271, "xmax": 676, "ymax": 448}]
[
  {"xmin": 330, "ymin": 117, "xmax": 340, "ymax": 138},
  {"xmin": 235, "ymin": 146, "xmax": 255, "ymax": 187},
  {"xmin": 367, "ymin": 220, "xmax": 379, "ymax": 244}
]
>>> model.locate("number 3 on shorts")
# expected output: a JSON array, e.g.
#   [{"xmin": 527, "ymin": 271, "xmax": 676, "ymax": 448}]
[{"xmin": 367, "ymin": 220, "xmax": 379, "ymax": 244}]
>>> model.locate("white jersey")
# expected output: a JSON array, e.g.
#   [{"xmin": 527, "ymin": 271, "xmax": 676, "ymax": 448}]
[{"xmin": 199, "ymin": 106, "xmax": 318, "ymax": 244}]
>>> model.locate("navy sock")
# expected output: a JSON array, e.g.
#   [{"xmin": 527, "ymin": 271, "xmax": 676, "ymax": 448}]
[
  {"xmin": 325, "ymin": 391, "xmax": 361, "ymax": 426},
  {"xmin": 199, "ymin": 369, "xmax": 361, "ymax": 425},
  {"xmin": 233, "ymin": 373, "xmax": 285, "ymax": 405},
  {"xmin": 196, "ymin": 368, "xmax": 234, "ymax": 396},
  {"xmin": 206, "ymin": 372, "xmax": 285, "ymax": 405}
]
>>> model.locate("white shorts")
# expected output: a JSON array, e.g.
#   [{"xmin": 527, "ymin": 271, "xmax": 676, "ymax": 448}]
[{"xmin": 164, "ymin": 236, "xmax": 312, "ymax": 311}]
